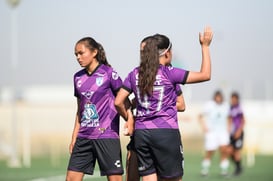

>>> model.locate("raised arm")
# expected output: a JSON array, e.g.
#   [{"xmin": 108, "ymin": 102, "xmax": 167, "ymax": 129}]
[{"xmin": 186, "ymin": 27, "xmax": 213, "ymax": 83}]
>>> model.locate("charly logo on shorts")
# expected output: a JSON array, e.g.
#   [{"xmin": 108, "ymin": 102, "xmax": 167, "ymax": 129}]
[
  {"xmin": 138, "ymin": 165, "xmax": 146, "ymax": 171},
  {"xmin": 114, "ymin": 160, "xmax": 121, "ymax": 168}
]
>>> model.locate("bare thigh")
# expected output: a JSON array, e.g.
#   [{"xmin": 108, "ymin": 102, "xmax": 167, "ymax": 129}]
[
  {"xmin": 107, "ymin": 175, "xmax": 123, "ymax": 181},
  {"xmin": 66, "ymin": 170, "xmax": 84, "ymax": 181}
]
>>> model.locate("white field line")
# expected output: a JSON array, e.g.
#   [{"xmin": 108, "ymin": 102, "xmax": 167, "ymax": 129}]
[{"xmin": 29, "ymin": 170, "xmax": 101, "ymax": 181}]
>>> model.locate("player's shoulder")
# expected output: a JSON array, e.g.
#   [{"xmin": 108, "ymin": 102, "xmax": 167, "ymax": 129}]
[
  {"xmin": 96, "ymin": 64, "xmax": 113, "ymax": 75},
  {"xmin": 97, "ymin": 64, "xmax": 120, "ymax": 79},
  {"xmin": 126, "ymin": 67, "xmax": 139, "ymax": 77},
  {"xmin": 131, "ymin": 66, "xmax": 139, "ymax": 73},
  {"xmin": 160, "ymin": 64, "xmax": 174, "ymax": 72},
  {"xmin": 74, "ymin": 68, "xmax": 86, "ymax": 78}
]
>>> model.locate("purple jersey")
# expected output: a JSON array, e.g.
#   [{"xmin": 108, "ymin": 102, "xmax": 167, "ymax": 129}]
[
  {"xmin": 229, "ymin": 104, "xmax": 244, "ymax": 135},
  {"xmin": 74, "ymin": 64, "xmax": 122, "ymax": 139},
  {"xmin": 175, "ymin": 84, "xmax": 182, "ymax": 96},
  {"xmin": 123, "ymin": 65, "xmax": 189, "ymax": 130}
]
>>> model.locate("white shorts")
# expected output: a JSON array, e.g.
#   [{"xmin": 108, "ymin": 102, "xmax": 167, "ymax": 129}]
[{"xmin": 204, "ymin": 131, "xmax": 229, "ymax": 151}]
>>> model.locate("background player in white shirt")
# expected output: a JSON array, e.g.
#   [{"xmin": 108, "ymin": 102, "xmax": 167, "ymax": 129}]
[{"xmin": 199, "ymin": 90, "xmax": 230, "ymax": 176}]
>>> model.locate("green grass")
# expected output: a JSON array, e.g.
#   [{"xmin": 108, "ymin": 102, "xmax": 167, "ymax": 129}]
[
  {"xmin": 183, "ymin": 153, "xmax": 273, "ymax": 181},
  {"xmin": 0, "ymin": 153, "xmax": 272, "ymax": 181}
]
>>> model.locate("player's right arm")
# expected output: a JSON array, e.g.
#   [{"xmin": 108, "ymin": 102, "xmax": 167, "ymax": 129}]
[
  {"xmin": 234, "ymin": 115, "xmax": 245, "ymax": 139},
  {"xmin": 198, "ymin": 104, "xmax": 209, "ymax": 133},
  {"xmin": 186, "ymin": 27, "xmax": 213, "ymax": 84},
  {"xmin": 227, "ymin": 115, "xmax": 232, "ymax": 134},
  {"xmin": 198, "ymin": 114, "xmax": 208, "ymax": 133},
  {"xmin": 69, "ymin": 98, "xmax": 81, "ymax": 154}
]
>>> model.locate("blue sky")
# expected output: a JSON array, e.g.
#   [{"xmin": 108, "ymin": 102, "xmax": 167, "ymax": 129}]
[{"xmin": 0, "ymin": 0, "xmax": 272, "ymax": 100}]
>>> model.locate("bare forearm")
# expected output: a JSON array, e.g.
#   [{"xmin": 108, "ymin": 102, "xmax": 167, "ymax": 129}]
[
  {"xmin": 200, "ymin": 45, "xmax": 211, "ymax": 81},
  {"xmin": 116, "ymin": 104, "xmax": 128, "ymax": 121},
  {"xmin": 186, "ymin": 27, "xmax": 213, "ymax": 83}
]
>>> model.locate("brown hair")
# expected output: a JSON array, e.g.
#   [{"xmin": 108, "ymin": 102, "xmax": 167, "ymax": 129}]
[
  {"xmin": 138, "ymin": 37, "xmax": 159, "ymax": 97},
  {"xmin": 76, "ymin": 37, "xmax": 111, "ymax": 66},
  {"xmin": 138, "ymin": 34, "xmax": 171, "ymax": 97}
]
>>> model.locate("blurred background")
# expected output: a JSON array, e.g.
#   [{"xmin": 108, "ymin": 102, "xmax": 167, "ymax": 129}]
[{"xmin": 0, "ymin": 0, "xmax": 272, "ymax": 180}]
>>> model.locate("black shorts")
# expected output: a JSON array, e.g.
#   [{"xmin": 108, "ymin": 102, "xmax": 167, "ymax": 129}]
[
  {"xmin": 127, "ymin": 135, "xmax": 136, "ymax": 151},
  {"xmin": 67, "ymin": 138, "xmax": 124, "ymax": 176},
  {"xmin": 230, "ymin": 132, "xmax": 244, "ymax": 150},
  {"xmin": 134, "ymin": 129, "xmax": 184, "ymax": 179}
]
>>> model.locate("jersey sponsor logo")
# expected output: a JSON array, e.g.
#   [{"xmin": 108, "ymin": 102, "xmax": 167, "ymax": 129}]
[
  {"xmin": 114, "ymin": 160, "xmax": 121, "ymax": 168},
  {"xmin": 96, "ymin": 77, "xmax": 104, "ymax": 86},
  {"xmin": 82, "ymin": 91, "xmax": 94, "ymax": 100},
  {"xmin": 81, "ymin": 103, "xmax": 99, "ymax": 127},
  {"xmin": 112, "ymin": 71, "xmax": 119, "ymax": 80}
]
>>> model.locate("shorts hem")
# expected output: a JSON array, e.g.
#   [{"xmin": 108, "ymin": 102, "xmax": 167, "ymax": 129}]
[
  {"xmin": 101, "ymin": 171, "xmax": 124, "ymax": 176},
  {"xmin": 139, "ymin": 169, "xmax": 156, "ymax": 177},
  {"xmin": 159, "ymin": 173, "xmax": 183, "ymax": 179},
  {"xmin": 67, "ymin": 167, "xmax": 93, "ymax": 175}
]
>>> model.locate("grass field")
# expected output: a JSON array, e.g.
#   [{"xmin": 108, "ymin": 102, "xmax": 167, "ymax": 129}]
[{"xmin": 0, "ymin": 153, "xmax": 272, "ymax": 181}]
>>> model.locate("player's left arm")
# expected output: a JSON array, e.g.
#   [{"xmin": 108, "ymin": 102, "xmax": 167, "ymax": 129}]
[
  {"xmin": 176, "ymin": 93, "xmax": 185, "ymax": 112},
  {"xmin": 115, "ymin": 88, "xmax": 131, "ymax": 121},
  {"xmin": 234, "ymin": 115, "xmax": 245, "ymax": 139}
]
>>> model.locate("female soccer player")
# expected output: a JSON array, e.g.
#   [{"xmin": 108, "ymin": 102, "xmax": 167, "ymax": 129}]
[
  {"xmin": 66, "ymin": 37, "xmax": 124, "ymax": 181},
  {"xmin": 199, "ymin": 90, "xmax": 230, "ymax": 176},
  {"xmin": 228, "ymin": 92, "xmax": 245, "ymax": 176},
  {"xmin": 125, "ymin": 36, "xmax": 186, "ymax": 181},
  {"xmin": 115, "ymin": 27, "xmax": 213, "ymax": 181}
]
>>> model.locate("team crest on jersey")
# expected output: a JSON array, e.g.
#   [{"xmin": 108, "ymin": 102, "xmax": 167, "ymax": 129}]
[
  {"xmin": 96, "ymin": 77, "xmax": 104, "ymax": 86},
  {"xmin": 81, "ymin": 103, "xmax": 99, "ymax": 127},
  {"xmin": 112, "ymin": 71, "xmax": 119, "ymax": 80}
]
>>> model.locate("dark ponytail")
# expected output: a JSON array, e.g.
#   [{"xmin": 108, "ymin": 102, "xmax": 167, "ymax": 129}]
[
  {"xmin": 138, "ymin": 37, "xmax": 159, "ymax": 97},
  {"xmin": 96, "ymin": 42, "xmax": 111, "ymax": 66},
  {"xmin": 138, "ymin": 34, "xmax": 172, "ymax": 97},
  {"xmin": 76, "ymin": 37, "xmax": 111, "ymax": 66}
]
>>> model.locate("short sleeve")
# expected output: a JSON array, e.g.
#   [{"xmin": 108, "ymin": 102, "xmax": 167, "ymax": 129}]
[
  {"xmin": 109, "ymin": 68, "xmax": 123, "ymax": 93},
  {"xmin": 73, "ymin": 74, "xmax": 80, "ymax": 98},
  {"xmin": 122, "ymin": 71, "xmax": 133, "ymax": 93},
  {"xmin": 164, "ymin": 66, "xmax": 189, "ymax": 85}
]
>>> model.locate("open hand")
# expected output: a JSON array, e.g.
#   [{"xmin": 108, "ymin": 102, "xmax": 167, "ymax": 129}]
[{"xmin": 199, "ymin": 27, "xmax": 213, "ymax": 46}]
